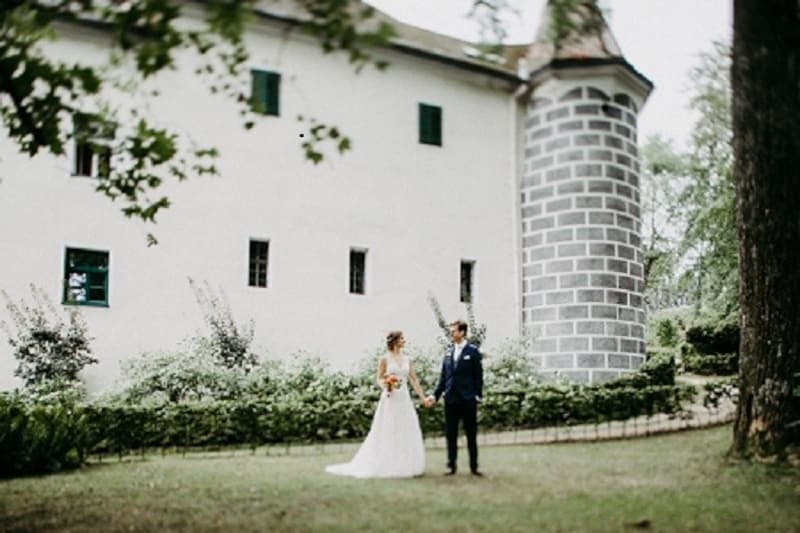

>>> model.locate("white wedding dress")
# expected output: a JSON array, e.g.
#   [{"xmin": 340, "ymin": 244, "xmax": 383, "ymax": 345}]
[{"xmin": 325, "ymin": 354, "xmax": 426, "ymax": 478}]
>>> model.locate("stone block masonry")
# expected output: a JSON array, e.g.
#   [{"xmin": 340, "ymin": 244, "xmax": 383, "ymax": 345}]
[{"xmin": 520, "ymin": 86, "xmax": 645, "ymax": 382}]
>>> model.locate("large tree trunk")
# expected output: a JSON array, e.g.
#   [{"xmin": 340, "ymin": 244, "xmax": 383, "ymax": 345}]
[{"xmin": 730, "ymin": 0, "xmax": 800, "ymax": 459}]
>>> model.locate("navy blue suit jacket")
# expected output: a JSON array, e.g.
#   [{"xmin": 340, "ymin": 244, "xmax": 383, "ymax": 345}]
[{"xmin": 434, "ymin": 343, "xmax": 483, "ymax": 404}]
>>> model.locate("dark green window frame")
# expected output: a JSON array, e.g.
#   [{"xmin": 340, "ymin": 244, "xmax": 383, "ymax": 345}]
[
  {"xmin": 419, "ymin": 103, "xmax": 442, "ymax": 146},
  {"xmin": 350, "ymin": 249, "xmax": 367, "ymax": 295},
  {"xmin": 251, "ymin": 70, "xmax": 281, "ymax": 116},
  {"xmin": 63, "ymin": 247, "xmax": 109, "ymax": 307},
  {"xmin": 460, "ymin": 260, "xmax": 475, "ymax": 303},
  {"xmin": 248, "ymin": 239, "xmax": 269, "ymax": 288}
]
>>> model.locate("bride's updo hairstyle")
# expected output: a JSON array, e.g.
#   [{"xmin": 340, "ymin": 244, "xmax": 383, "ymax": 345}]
[{"xmin": 386, "ymin": 330, "xmax": 403, "ymax": 351}]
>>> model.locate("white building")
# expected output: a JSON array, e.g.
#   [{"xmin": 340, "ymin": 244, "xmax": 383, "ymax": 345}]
[{"xmin": 0, "ymin": 1, "xmax": 652, "ymax": 391}]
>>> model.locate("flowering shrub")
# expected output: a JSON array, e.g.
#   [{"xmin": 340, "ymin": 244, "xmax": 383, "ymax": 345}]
[
  {"xmin": 483, "ymin": 333, "xmax": 543, "ymax": 390},
  {"xmin": 112, "ymin": 340, "xmax": 248, "ymax": 404},
  {"xmin": 353, "ymin": 344, "xmax": 440, "ymax": 393},
  {"xmin": 189, "ymin": 278, "xmax": 257, "ymax": 370},
  {"xmin": 426, "ymin": 292, "xmax": 487, "ymax": 348},
  {"xmin": 0, "ymin": 285, "xmax": 96, "ymax": 390}
]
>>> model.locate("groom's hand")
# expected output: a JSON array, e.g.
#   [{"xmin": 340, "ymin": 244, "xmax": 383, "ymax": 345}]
[{"xmin": 424, "ymin": 395, "xmax": 435, "ymax": 408}]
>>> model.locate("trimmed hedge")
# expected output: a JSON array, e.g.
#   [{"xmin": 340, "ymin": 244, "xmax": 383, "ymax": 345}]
[
  {"xmin": 475, "ymin": 384, "xmax": 694, "ymax": 431},
  {"xmin": 2, "ymin": 381, "xmax": 696, "ymax": 475},
  {"xmin": 683, "ymin": 352, "xmax": 738, "ymax": 376},
  {"xmin": 639, "ymin": 350, "xmax": 677, "ymax": 385},
  {"xmin": 681, "ymin": 320, "xmax": 739, "ymax": 375},
  {"xmin": 86, "ymin": 384, "xmax": 693, "ymax": 454},
  {"xmin": 702, "ymin": 376, "xmax": 739, "ymax": 410},
  {"xmin": 685, "ymin": 321, "xmax": 740, "ymax": 355},
  {"xmin": 0, "ymin": 393, "xmax": 90, "ymax": 477}
]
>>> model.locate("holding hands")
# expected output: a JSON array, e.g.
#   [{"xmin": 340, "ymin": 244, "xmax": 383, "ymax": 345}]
[{"xmin": 422, "ymin": 395, "xmax": 436, "ymax": 408}]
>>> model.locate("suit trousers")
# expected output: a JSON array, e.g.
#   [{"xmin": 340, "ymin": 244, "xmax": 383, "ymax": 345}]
[{"xmin": 444, "ymin": 400, "xmax": 478, "ymax": 472}]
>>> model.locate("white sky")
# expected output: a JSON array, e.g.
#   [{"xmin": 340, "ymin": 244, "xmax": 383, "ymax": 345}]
[{"xmin": 366, "ymin": 0, "xmax": 732, "ymax": 151}]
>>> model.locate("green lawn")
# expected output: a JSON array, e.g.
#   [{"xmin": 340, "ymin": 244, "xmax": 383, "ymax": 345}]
[{"xmin": 1, "ymin": 425, "xmax": 798, "ymax": 532}]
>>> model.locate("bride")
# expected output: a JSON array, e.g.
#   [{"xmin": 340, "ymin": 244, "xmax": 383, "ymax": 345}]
[{"xmin": 325, "ymin": 330, "xmax": 429, "ymax": 478}]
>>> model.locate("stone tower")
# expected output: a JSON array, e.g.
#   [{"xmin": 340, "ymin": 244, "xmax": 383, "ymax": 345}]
[{"xmin": 518, "ymin": 2, "xmax": 653, "ymax": 382}]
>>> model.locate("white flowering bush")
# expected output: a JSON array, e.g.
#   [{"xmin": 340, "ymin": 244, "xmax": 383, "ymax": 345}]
[
  {"xmin": 483, "ymin": 333, "xmax": 544, "ymax": 390},
  {"xmin": 426, "ymin": 292, "xmax": 487, "ymax": 348},
  {"xmin": 353, "ymin": 343, "xmax": 441, "ymax": 392},
  {"xmin": 189, "ymin": 278, "xmax": 257, "ymax": 370},
  {"xmin": 22, "ymin": 378, "xmax": 89, "ymax": 405},
  {"xmin": 0, "ymin": 285, "xmax": 96, "ymax": 391},
  {"xmin": 114, "ymin": 338, "xmax": 248, "ymax": 404}
]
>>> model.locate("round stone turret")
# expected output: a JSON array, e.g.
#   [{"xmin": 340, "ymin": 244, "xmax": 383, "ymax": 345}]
[{"xmin": 518, "ymin": 1, "xmax": 653, "ymax": 382}]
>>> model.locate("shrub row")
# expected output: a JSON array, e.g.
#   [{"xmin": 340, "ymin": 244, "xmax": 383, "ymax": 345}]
[
  {"xmin": 702, "ymin": 376, "xmax": 739, "ymax": 410},
  {"xmin": 0, "ymin": 393, "xmax": 90, "ymax": 477},
  {"xmin": 685, "ymin": 321, "xmax": 740, "ymax": 355},
  {"xmin": 683, "ymin": 352, "xmax": 738, "ymax": 376},
  {"xmin": 2, "ymin": 381, "xmax": 695, "ymax": 476},
  {"xmin": 639, "ymin": 350, "xmax": 677, "ymax": 385}
]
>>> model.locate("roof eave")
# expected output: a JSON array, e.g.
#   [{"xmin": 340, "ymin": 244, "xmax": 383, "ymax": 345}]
[
  {"xmin": 251, "ymin": 6, "xmax": 523, "ymax": 84},
  {"xmin": 388, "ymin": 42, "xmax": 523, "ymax": 85},
  {"xmin": 528, "ymin": 57, "xmax": 654, "ymax": 103}
]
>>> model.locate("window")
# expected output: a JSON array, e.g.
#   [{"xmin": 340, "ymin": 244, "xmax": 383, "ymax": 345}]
[
  {"xmin": 63, "ymin": 248, "xmax": 109, "ymax": 306},
  {"xmin": 460, "ymin": 260, "xmax": 475, "ymax": 303},
  {"xmin": 419, "ymin": 103, "xmax": 442, "ymax": 146},
  {"xmin": 251, "ymin": 70, "xmax": 281, "ymax": 116},
  {"xmin": 73, "ymin": 113, "xmax": 114, "ymax": 178},
  {"xmin": 350, "ymin": 249, "xmax": 367, "ymax": 295},
  {"xmin": 248, "ymin": 239, "xmax": 269, "ymax": 288}
]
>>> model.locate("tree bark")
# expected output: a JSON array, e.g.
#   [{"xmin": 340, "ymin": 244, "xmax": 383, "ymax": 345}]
[{"xmin": 731, "ymin": 0, "xmax": 800, "ymax": 459}]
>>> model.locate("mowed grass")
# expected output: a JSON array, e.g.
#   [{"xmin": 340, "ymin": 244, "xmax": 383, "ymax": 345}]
[{"xmin": 1, "ymin": 425, "xmax": 799, "ymax": 532}]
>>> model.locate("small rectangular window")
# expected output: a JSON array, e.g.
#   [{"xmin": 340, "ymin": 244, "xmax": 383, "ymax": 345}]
[
  {"xmin": 74, "ymin": 142, "xmax": 94, "ymax": 176},
  {"xmin": 460, "ymin": 260, "xmax": 475, "ymax": 303},
  {"xmin": 350, "ymin": 249, "xmax": 367, "ymax": 295},
  {"xmin": 64, "ymin": 247, "xmax": 109, "ymax": 306},
  {"xmin": 248, "ymin": 240, "xmax": 269, "ymax": 288},
  {"xmin": 419, "ymin": 103, "xmax": 442, "ymax": 146},
  {"xmin": 73, "ymin": 113, "xmax": 114, "ymax": 178},
  {"xmin": 251, "ymin": 70, "xmax": 281, "ymax": 116}
]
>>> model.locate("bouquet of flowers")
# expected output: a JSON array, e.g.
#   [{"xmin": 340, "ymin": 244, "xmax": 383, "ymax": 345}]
[{"xmin": 382, "ymin": 374, "xmax": 402, "ymax": 396}]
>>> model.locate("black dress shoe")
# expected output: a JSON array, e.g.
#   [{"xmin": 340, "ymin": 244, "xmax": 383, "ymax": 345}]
[
  {"xmin": 470, "ymin": 470, "xmax": 483, "ymax": 477},
  {"xmin": 444, "ymin": 468, "xmax": 456, "ymax": 476}
]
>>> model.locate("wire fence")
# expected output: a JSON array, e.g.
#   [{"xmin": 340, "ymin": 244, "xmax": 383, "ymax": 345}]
[{"xmin": 153, "ymin": 399, "xmax": 737, "ymax": 461}]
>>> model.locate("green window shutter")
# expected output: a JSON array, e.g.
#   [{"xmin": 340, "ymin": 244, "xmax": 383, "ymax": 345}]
[
  {"xmin": 251, "ymin": 70, "xmax": 280, "ymax": 116},
  {"xmin": 265, "ymin": 72, "xmax": 280, "ymax": 116},
  {"xmin": 251, "ymin": 70, "xmax": 267, "ymax": 114},
  {"xmin": 419, "ymin": 103, "xmax": 442, "ymax": 146},
  {"xmin": 419, "ymin": 103, "xmax": 429, "ymax": 143},
  {"xmin": 431, "ymin": 105, "xmax": 442, "ymax": 145}
]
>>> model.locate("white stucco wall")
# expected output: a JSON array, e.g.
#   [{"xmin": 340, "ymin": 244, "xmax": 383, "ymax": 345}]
[{"xmin": 0, "ymin": 18, "xmax": 522, "ymax": 391}]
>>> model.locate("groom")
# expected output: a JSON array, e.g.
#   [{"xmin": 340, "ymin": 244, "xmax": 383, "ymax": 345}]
[{"xmin": 426, "ymin": 320, "xmax": 483, "ymax": 476}]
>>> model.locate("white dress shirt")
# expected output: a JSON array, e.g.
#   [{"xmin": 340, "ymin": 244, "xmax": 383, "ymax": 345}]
[{"xmin": 453, "ymin": 340, "xmax": 467, "ymax": 363}]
